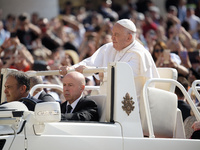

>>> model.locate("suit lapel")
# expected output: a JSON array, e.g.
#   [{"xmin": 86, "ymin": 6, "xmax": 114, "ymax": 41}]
[
  {"xmin": 61, "ymin": 97, "xmax": 84, "ymax": 113},
  {"xmin": 72, "ymin": 97, "xmax": 83, "ymax": 113}
]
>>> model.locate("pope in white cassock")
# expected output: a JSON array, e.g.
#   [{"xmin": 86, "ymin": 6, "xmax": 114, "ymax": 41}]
[{"xmin": 60, "ymin": 19, "xmax": 160, "ymax": 101}]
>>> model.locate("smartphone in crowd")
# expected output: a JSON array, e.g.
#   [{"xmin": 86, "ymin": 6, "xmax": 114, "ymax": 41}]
[
  {"xmin": 10, "ymin": 32, "xmax": 17, "ymax": 38},
  {"xmin": 163, "ymin": 49, "xmax": 170, "ymax": 64}
]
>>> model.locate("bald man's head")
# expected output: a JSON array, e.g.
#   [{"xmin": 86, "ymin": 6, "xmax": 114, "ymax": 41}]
[
  {"xmin": 65, "ymin": 71, "xmax": 85, "ymax": 86},
  {"xmin": 62, "ymin": 71, "xmax": 85, "ymax": 104}
]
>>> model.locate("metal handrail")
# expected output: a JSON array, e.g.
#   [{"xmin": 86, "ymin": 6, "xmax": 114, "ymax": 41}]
[
  {"xmin": 29, "ymin": 84, "xmax": 63, "ymax": 96},
  {"xmin": 29, "ymin": 84, "xmax": 100, "ymax": 96},
  {"xmin": 26, "ymin": 67, "xmax": 107, "ymax": 77},
  {"xmin": 188, "ymin": 87, "xmax": 200, "ymax": 100},
  {"xmin": 191, "ymin": 80, "xmax": 200, "ymax": 103}
]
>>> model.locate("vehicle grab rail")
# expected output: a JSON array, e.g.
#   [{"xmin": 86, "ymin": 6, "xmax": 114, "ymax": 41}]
[
  {"xmin": 26, "ymin": 67, "xmax": 107, "ymax": 77},
  {"xmin": 29, "ymin": 84, "xmax": 100, "ymax": 96},
  {"xmin": 190, "ymin": 80, "xmax": 200, "ymax": 103},
  {"xmin": 29, "ymin": 84, "xmax": 63, "ymax": 96}
]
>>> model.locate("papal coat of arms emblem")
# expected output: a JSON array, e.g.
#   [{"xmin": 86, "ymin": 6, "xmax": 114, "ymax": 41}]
[{"xmin": 122, "ymin": 93, "xmax": 135, "ymax": 116}]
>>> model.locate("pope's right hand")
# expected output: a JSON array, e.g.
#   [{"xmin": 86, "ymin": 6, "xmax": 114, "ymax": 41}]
[{"xmin": 59, "ymin": 66, "xmax": 72, "ymax": 75}]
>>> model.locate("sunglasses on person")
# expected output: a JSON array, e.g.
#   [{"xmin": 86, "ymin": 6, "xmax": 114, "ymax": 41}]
[{"xmin": 154, "ymin": 49, "xmax": 164, "ymax": 53}]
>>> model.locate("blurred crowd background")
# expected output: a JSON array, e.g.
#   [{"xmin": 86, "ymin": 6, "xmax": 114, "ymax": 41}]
[{"xmin": 0, "ymin": 0, "xmax": 200, "ymax": 102}]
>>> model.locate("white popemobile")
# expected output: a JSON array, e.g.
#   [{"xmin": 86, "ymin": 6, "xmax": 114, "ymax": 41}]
[{"xmin": 0, "ymin": 62, "xmax": 200, "ymax": 150}]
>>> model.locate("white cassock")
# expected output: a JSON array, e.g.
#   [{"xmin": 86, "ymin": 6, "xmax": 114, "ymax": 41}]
[{"xmin": 74, "ymin": 40, "xmax": 160, "ymax": 101}]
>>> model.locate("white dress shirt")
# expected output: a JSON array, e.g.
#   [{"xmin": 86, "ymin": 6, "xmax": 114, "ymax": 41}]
[{"xmin": 65, "ymin": 95, "xmax": 82, "ymax": 114}]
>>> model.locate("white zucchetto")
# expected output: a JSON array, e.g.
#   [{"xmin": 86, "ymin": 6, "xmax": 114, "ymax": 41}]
[{"xmin": 116, "ymin": 19, "xmax": 137, "ymax": 32}]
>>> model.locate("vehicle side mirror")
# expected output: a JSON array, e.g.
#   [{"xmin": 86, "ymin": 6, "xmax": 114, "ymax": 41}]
[
  {"xmin": 35, "ymin": 102, "xmax": 61, "ymax": 123},
  {"xmin": 34, "ymin": 102, "xmax": 61, "ymax": 135}
]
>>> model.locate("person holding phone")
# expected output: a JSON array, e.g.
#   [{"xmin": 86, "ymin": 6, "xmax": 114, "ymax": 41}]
[
  {"xmin": 37, "ymin": 18, "xmax": 63, "ymax": 51},
  {"xmin": 152, "ymin": 41, "xmax": 189, "ymax": 77},
  {"xmin": 0, "ymin": 35, "xmax": 34, "ymax": 72},
  {"xmin": 0, "ymin": 36, "xmax": 18, "ymax": 69},
  {"xmin": 14, "ymin": 12, "xmax": 41, "ymax": 53}
]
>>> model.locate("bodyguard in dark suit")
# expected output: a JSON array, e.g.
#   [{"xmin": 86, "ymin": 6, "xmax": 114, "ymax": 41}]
[{"xmin": 61, "ymin": 71, "xmax": 99, "ymax": 121}]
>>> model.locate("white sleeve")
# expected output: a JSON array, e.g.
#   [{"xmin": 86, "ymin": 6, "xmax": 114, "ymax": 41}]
[{"xmin": 73, "ymin": 43, "xmax": 110, "ymax": 68}]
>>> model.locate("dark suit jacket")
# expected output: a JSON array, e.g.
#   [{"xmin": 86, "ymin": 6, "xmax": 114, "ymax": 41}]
[
  {"xmin": 21, "ymin": 95, "xmax": 44, "ymax": 111},
  {"xmin": 61, "ymin": 97, "xmax": 99, "ymax": 121},
  {"xmin": 38, "ymin": 91, "xmax": 56, "ymax": 102},
  {"xmin": 23, "ymin": 92, "xmax": 55, "ymax": 111},
  {"xmin": 191, "ymin": 130, "xmax": 200, "ymax": 139},
  {"xmin": 0, "ymin": 96, "xmax": 42, "ymax": 111},
  {"xmin": 178, "ymin": 100, "xmax": 191, "ymax": 121}
]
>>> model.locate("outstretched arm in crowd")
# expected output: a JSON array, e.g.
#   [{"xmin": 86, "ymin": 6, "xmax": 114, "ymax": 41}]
[
  {"xmin": 28, "ymin": 22, "xmax": 41, "ymax": 35},
  {"xmin": 162, "ymin": 56, "xmax": 189, "ymax": 77},
  {"xmin": 0, "ymin": 39, "xmax": 15, "ymax": 69},
  {"xmin": 175, "ymin": 40, "xmax": 192, "ymax": 69},
  {"xmin": 0, "ymin": 37, "xmax": 34, "ymax": 71}
]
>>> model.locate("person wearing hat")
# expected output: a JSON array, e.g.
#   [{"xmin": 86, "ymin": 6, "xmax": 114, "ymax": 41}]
[
  {"xmin": 61, "ymin": 50, "xmax": 79, "ymax": 66},
  {"xmin": 60, "ymin": 19, "xmax": 159, "ymax": 101}
]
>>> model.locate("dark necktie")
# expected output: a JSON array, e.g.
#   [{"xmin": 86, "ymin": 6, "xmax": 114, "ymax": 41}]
[{"xmin": 67, "ymin": 105, "xmax": 72, "ymax": 113}]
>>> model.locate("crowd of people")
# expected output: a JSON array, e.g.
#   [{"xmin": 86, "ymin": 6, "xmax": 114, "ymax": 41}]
[{"xmin": 0, "ymin": 0, "xmax": 200, "ymax": 138}]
